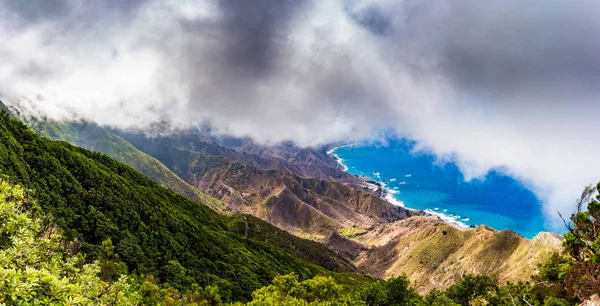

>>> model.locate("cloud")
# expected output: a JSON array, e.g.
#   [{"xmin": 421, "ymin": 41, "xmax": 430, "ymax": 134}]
[{"xmin": 1, "ymin": 0, "xmax": 600, "ymax": 229}]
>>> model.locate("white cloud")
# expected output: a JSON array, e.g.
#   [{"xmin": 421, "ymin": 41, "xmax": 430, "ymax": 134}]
[{"xmin": 1, "ymin": 0, "xmax": 599, "ymax": 229}]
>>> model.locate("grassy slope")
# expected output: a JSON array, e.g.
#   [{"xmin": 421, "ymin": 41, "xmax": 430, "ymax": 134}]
[
  {"xmin": 355, "ymin": 216, "xmax": 562, "ymax": 293},
  {"xmin": 0, "ymin": 112, "xmax": 362, "ymax": 302}
]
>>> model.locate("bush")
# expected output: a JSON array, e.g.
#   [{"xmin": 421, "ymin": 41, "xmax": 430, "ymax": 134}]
[{"xmin": 363, "ymin": 275, "xmax": 422, "ymax": 306}]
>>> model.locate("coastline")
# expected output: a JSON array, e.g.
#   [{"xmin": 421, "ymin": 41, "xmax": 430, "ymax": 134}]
[
  {"xmin": 326, "ymin": 144, "xmax": 351, "ymax": 171},
  {"xmin": 328, "ymin": 144, "xmax": 471, "ymax": 231}
]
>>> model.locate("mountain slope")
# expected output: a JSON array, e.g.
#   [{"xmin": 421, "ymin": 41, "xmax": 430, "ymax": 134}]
[
  {"xmin": 102, "ymin": 136, "xmax": 420, "ymax": 238},
  {"xmin": 112, "ymin": 129, "xmax": 358, "ymax": 182},
  {"xmin": 30, "ymin": 119, "xmax": 224, "ymax": 211},
  {"xmin": 0, "ymin": 111, "xmax": 359, "ymax": 301},
  {"xmin": 24, "ymin": 118, "xmax": 418, "ymax": 241},
  {"xmin": 216, "ymin": 136, "xmax": 341, "ymax": 168},
  {"xmin": 355, "ymin": 216, "xmax": 562, "ymax": 293}
]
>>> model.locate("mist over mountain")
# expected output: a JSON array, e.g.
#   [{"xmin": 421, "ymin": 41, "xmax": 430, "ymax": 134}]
[{"xmin": 2, "ymin": 0, "xmax": 600, "ymax": 228}]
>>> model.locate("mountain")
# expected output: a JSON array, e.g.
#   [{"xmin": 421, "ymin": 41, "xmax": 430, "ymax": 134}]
[
  {"xmin": 106, "ymin": 129, "xmax": 421, "ymax": 238},
  {"xmin": 29, "ymin": 120, "xmax": 417, "ymax": 239},
  {"xmin": 355, "ymin": 216, "xmax": 562, "ymax": 293},
  {"xmin": 112, "ymin": 129, "xmax": 359, "ymax": 182},
  {"xmin": 215, "ymin": 136, "xmax": 343, "ymax": 168},
  {"xmin": 0, "ymin": 110, "xmax": 362, "ymax": 302},
  {"xmin": 30, "ymin": 119, "xmax": 224, "ymax": 211}
]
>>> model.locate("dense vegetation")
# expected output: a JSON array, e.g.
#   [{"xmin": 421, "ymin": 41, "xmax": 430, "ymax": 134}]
[
  {"xmin": 5, "ymin": 170, "xmax": 599, "ymax": 305},
  {"xmin": 30, "ymin": 119, "xmax": 224, "ymax": 211},
  {"xmin": 2, "ymin": 108, "xmax": 600, "ymax": 304},
  {"xmin": 0, "ymin": 180, "xmax": 136, "ymax": 305},
  {"xmin": 0, "ymin": 111, "xmax": 358, "ymax": 302}
]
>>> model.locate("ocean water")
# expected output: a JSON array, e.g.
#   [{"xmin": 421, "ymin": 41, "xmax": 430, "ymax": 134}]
[{"xmin": 331, "ymin": 139, "xmax": 549, "ymax": 239}]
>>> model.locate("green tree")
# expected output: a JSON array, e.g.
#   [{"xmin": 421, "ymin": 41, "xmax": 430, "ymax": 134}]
[
  {"xmin": 558, "ymin": 183, "xmax": 600, "ymax": 301},
  {"xmin": 561, "ymin": 184, "xmax": 600, "ymax": 263},
  {"xmin": 0, "ymin": 179, "xmax": 139, "ymax": 305},
  {"xmin": 244, "ymin": 273, "xmax": 357, "ymax": 305},
  {"xmin": 530, "ymin": 254, "xmax": 575, "ymax": 304},
  {"xmin": 421, "ymin": 290, "xmax": 460, "ymax": 306},
  {"xmin": 185, "ymin": 284, "xmax": 223, "ymax": 306},
  {"xmin": 160, "ymin": 260, "xmax": 193, "ymax": 290},
  {"xmin": 443, "ymin": 274, "xmax": 498, "ymax": 306},
  {"xmin": 99, "ymin": 238, "xmax": 129, "ymax": 281},
  {"xmin": 542, "ymin": 296, "xmax": 573, "ymax": 306},
  {"xmin": 363, "ymin": 275, "xmax": 422, "ymax": 306}
]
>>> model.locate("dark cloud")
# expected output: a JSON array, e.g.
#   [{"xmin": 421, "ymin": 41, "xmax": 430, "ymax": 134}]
[
  {"xmin": 3, "ymin": 0, "xmax": 69, "ymax": 23},
  {"xmin": 216, "ymin": 0, "xmax": 308, "ymax": 76},
  {"xmin": 344, "ymin": 0, "xmax": 392, "ymax": 36},
  {"xmin": 1, "ymin": 0, "xmax": 150, "ymax": 34},
  {"xmin": 2, "ymin": 0, "xmax": 600, "ymax": 227},
  {"xmin": 435, "ymin": 1, "xmax": 600, "ymax": 99}
]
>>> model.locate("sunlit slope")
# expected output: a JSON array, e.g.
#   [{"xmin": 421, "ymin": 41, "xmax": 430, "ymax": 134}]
[{"xmin": 356, "ymin": 216, "xmax": 562, "ymax": 293}]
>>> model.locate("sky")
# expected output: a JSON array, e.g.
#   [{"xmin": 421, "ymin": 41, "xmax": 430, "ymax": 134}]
[{"xmin": 1, "ymin": 0, "xmax": 600, "ymax": 229}]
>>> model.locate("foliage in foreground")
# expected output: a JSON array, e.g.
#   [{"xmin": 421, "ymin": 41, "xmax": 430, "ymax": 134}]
[
  {"xmin": 0, "ymin": 180, "xmax": 136, "ymax": 305},
  {"xmin": 0, "ymin": 179, "xmax": 534, "ymax": 305},
  {"xmin": 0, "ymin": 111, "xmax": 357, "ymax": 302},
  {"xmin": 0, "ymin": 176, "xmax": 597, "ymax": 305}
]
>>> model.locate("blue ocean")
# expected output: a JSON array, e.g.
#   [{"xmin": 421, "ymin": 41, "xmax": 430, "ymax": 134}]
[{"xmin": 331, "ymin": 139, "xmax": 549, "ymax": 239}]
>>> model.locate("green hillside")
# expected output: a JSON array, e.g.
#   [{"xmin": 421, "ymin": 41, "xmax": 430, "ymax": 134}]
[
  {"xmin": 0, "ymin": 111, "xmax": 357, "ymax": 302},
  {"xmin": 31, "ymin": 120, "xmax": 224, "ymax": 211}
]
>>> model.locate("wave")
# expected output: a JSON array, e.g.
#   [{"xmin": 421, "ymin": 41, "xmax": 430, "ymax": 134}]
[
  {"xmin": 330, "ymin": 145, "xmax": 470, "ymax": 231},
  {"xmin": 384, "ymin": 193, "xmax": 405, "ymax": 207},
  {"xmin": 326, "ymin": 144, "xmax": 353, "ymax": 155},
  {"xmin": 327, "ymin": 146, "xmax": 350, "ymax": 171},
  {"xmin": 424, "ymin": 209, "xmax": 470, "ymax": 229}
]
